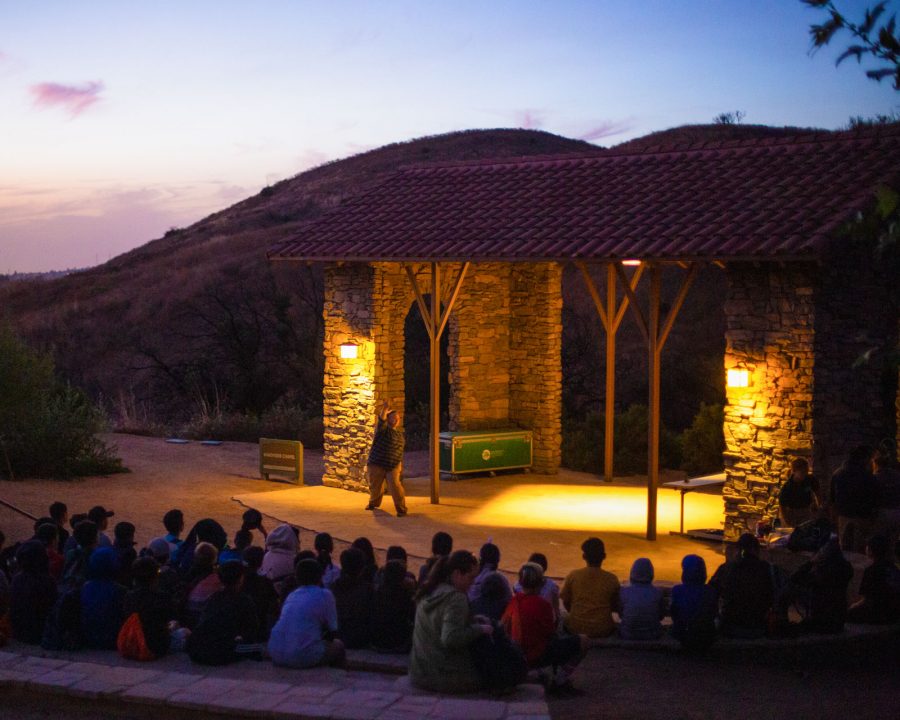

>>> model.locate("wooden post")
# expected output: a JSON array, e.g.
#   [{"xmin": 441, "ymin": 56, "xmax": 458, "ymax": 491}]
[
  {"xmin": 604, "ymin": 262, "xmax": 616, "ymax": 483},
  {"xmin": 404, "ymin": 261, "xmax": 469, "ymax": 505},
  {"xmin": 647, "ymin": 264, "xmax": 661, "ymax": 541},
  {"xmin": 429, "ymin": 262, "xmax": 442, "ymax": 504}
]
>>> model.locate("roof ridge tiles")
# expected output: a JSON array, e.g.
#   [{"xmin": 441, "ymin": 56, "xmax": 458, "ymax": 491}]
[{"xmin": 397, "ymin": 124, "xmax": 900, "ymax": 174}]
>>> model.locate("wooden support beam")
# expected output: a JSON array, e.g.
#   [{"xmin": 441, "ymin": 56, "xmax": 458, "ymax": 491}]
[
  {"xmin": 658, "ymin": 262, "xmax": 697, "ymax": 351},
  {"xmin": 613, "ymin": 263, "xmax": 644, "ymax": 333},
  {"xmin": 429, "ymin": 262, "xmax": 442, "ymax": 504},
  {"xmin": 604, "ymin": 262, "xmax": 616, "ymax": 483},
  {"xmin": 615, "ymin": 262, "xmax": 649, "ymax": 343},
  {"xmin": 437, "ymin": 262, "xmax": 470, "ymax": 338},
  {"xmin": 404, "ymin": 264, "xmax": 433, "ymax": 339},
  {"xmin": 577, "ymin": 261, "xmax": 609, "ymax": 332},
  {"xmin": 646, "ymin": 263, "xmax": 662, "ymax": 541}
]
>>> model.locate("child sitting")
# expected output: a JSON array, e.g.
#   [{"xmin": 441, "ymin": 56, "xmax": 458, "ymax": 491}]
[{"xmin": 619, "ymin": 557, "xmax": 666, "ymax": 640}]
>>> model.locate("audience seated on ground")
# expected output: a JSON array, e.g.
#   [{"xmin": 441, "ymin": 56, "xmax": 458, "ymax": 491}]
[
  {"xmin": 88, "ymin": 506, "xmax": 115, "ymax": 548},
  {"xmin": 259, "ymin": 524, "xmax": 299, "ymax": 595},
  {"xmin": 34, "ymin": 521, "xmax": 63, "ymax": 582},
  {"xmin": 409, "ymin": 550, "xmax": 492, "ymax": 694},
  {"xmin": 114, "ymin": 522, "xmax": 138, "ymax": 588},
  {"xmin": 847, "ymin": 534, "xmax": 900, "ymax": 624},
  {"xmin": 173, "ymin": 518, "xmax": 227, "ymax": 575},
  {"xmin": 120, "ymin": 556, "xmax": 178, "ymax": 659},
  {"xmin": 184, "ymin": 542, "xmax": 223, "ymax": 627},
  {"xmin": 670, "ymin": 554, "xmax": 717, "ymax": 650},
  {"xmin": 375, "ymin": 545, "xmax": 417, "ymax": 592},
  {"xmin": 81, "ymin": 546, "xmax": 126, "ymax": 649},
  {"xmin": 513, "ymin": 552, "xmax": 560, "ymax": 621},
  {"xmin": 161, "ymin": 509, "xmax": 185, "ymax": 555},
  {"xmin": 503, "ymin": 561, "xmax": 588, "ymax": 689},
  {"xmin": 372, "ymin": 559, "xmax": 416, "ymax": 653},
  {"xmin": 62, "ymin": 513, "xmax": 87, "ymax": 555},
  {"xmin": 187, "ymin": 560, "xmax": 260, "ymax": 665},
  {"xmin": 268, "ymin": 557, "xmax": 344, "ymax": 669},
  {"xmin": 241, "ymin": 546, "xmax": 280, "ymax": 640},
  {"xmin": 49, "ymin": 501, "xmax": 70, "ymax": 555},
  {"xmin": 785, "ymin": 538, "xmax": 853, "ymax": 634},
  {"xmin": 710, "ymin": 534, "xmax": 774, "ymax": 639},
  {"xmin": 10, "ymin": 540, "xmax": 57, "ymax": 644},
  {"xmin": 468, "ymin": 542, "xmax": 512, "ymax": 621},
  {"xmin": 351, "ymin": 537, "xmax": 379, "ymax": 584},
  {"xmin": 560, "ymin": 537, "xmax": 620, "ymax": 638},
  {"xmin": 418, "ymin": 531, "xmax": 453, "ymax": 585},
  {"xmin": 619, "ymin": 557, "xmax": 666, "ymax": 640},
  {"xmin": 314, "ymin": 532, "xmax": 340, "ymax": 588},
  {"xmin": 331, "ymin": 547, "xmax": 374, "ymax": 649}
]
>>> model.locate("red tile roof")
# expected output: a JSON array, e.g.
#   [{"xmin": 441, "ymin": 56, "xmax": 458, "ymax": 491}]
[{"xmin": 268, "ymin": 127, "xmax": 900, "ymax": 263}]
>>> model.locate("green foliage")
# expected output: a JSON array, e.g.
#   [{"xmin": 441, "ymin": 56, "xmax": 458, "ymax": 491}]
[
  {"xmin": 181, "ymin": 401, "xmax": 324, "ymax": 448},
  {"xmin": 680, "ymin": 403, "xmax": 726, "ymax": 476},
  {"xmin": 561, "ymin": 404, "xmax": 682, "ymax": 475},
  {"xmin": 803, "ymin": 1, "xmax": 900, "ymax": 89},
  {"xmin": 0, "ymin": 323, "xmax": 125, "ymax": 479}
]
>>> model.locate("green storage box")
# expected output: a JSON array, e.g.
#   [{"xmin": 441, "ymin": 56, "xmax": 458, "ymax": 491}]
[{"xmin": 439, "ymin": 429, "xmax": 532, "ymax": 475}]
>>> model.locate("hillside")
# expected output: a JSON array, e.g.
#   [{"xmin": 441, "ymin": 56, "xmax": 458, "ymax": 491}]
[
  {"xmin": 0, "ymin": 129, "xmax": 601, "ymax": 424},
  {"xmin": 0, "ymin": 123, "xmax": 833, "ymax": 444}
]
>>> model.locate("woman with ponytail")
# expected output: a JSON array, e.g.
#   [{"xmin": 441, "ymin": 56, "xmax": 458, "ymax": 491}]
[{"xmin": 409, "ymin": 550, "xmax": 492, "ymax": 693}]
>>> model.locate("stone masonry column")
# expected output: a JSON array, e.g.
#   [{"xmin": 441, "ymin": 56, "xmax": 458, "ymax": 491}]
[
  {"xmin": 322, "ymin": 262, "xmax": 410, "ymax": 491},
  {"xmin": 509, "ymin": 262, "xmax": 563, "ymax": 474},
  {"xmin": 448, "ymin": 263, "xmax": 511, "ymax": 430},
  {"xmin": 722, "ymin": 263, "xmax": 816, "ymax": 540},
  {"xmin": 322, "ymin": 263, "xmax": 377, "ymax": 490}
]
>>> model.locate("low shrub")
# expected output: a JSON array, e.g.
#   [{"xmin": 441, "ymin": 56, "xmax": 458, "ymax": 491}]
[
  {"xmin": 0, "ymin": 324, "xmax": 126, "ymax": 479},
  {"xmin": 680, "ymin": 403, "xmax": 725, "ymax": 476},
  {"xmin": 181, "ymin": 401, "xmax": 324, "ymax": 449},
  {"xmin": 561, "ymin": 404, "xmax": 682, "ymax": 476}
]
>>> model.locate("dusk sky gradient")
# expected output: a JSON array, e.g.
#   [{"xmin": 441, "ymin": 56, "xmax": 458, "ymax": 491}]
[{"xmin": 1, "ymin": 1, "xmax": 897, "ymax": 272}]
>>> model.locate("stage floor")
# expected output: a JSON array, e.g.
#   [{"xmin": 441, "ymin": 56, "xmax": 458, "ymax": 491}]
[{"xmin": 233, "ymin": 468, "xmax": 727, "ymax": 583}]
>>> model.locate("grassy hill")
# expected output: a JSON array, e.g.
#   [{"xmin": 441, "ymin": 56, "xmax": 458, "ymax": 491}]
[{"xmin": 0, "ymin": 123, "xmax": 828, "ymax": 452}]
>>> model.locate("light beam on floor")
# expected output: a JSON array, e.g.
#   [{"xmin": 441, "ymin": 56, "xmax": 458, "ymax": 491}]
[{"xmin": 462, "ymin": 484, "xmax": 723, "ymax": 534}]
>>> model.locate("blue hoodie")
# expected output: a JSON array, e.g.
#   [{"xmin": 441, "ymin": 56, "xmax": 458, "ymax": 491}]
[
  {"xmin": 670, "ymin": 554, "xmax": 717, "ymax": 648},
  {"xmin": 81, "ymin": 547, "xmax": 126, "ymax": 649}
]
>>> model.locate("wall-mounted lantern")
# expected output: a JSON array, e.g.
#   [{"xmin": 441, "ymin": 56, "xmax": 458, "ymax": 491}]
[
  {"xmin": 339, "ymin": 343, "xmax": 358, "ymax": 360},
  {"xmin": 727, "ymin": 368, "xmax": 750, "ymax": 388},
  {"xmin": 621, "ymin": 259, "xmax": 641, "ymax": 266}
]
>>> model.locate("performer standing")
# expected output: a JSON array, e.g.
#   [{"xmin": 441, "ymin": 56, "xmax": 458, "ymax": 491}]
[{"xmin": 365, "ymin": 400, "xmax": 408, "ymax": 517}]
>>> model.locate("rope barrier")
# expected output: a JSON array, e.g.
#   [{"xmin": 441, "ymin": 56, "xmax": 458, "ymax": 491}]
[{"xmin": 0, "ymin": 496, "xmax": 38, "ymax": 521}]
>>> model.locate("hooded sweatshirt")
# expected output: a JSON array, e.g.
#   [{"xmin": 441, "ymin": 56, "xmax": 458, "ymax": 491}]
[
  {"xmin": 409, "ymin": 583, "xmax": 482, "ymax": 693},
  {"xmin": 670, "ymin": 554, "xmax": 717, "ymax": 648},
  {"xmin": 619, "ymin": 558, "xmax": 664, "ymax": 640},
  {"xmin": 80, "ymin": 546, "xmax": 127, "ymax": 649},
  {"xmin": 260, "ymin": 524, "xmax": 298, "ymax": 584}
]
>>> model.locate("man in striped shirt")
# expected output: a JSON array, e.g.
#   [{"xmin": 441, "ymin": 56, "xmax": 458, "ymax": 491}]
[{"xmin": 365, "ymin": 400, "xmax": 408, "ymax": 517}]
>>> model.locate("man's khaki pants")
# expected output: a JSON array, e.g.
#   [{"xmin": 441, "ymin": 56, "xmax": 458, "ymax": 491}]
[{"xmin": 367, "ymin": 463, "xmax": 407, "ymax": 514}]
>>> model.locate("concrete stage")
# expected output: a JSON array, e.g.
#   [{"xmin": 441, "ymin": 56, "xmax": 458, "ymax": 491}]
[{"xmin": 233, "ymin": 467, "xmax": 727, "ymax": 583}]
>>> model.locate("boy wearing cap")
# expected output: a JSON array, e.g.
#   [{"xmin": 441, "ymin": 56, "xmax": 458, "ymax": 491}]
[{"xmin": 88, "ymin": 506, "xmax": 115, "ymax": 548}]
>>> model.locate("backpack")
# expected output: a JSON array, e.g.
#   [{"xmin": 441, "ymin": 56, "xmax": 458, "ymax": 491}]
[
  {"xmin": 117, "ymin": 612, "xmax": 156, "ymax": 661},
  {"xmin": 787, "ymin": 517, "xmax": 832, "ymax": 552},
  {"xmin": 470, "ymin": 622, "xmax": 528, "ymax": 692}
]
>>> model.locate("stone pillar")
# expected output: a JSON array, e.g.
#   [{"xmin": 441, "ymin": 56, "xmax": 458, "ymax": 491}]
[
  {"xmin": 322, "ymin": 263, "xmax": 409, "ymax": 491},
  {"xmin": 722, "ymin": 263, "xmax": 816, "ymax": 540},
  {"xmin": 448, "ymin": 263, "xmax": 511, "ymax": 430},
  {"xmin": 322, "ymin": 263, "xmax": 377, "ymax": 490},
  {"xmin": 509, "ymin": 262, "xmax": 563, "ymax": 474}
]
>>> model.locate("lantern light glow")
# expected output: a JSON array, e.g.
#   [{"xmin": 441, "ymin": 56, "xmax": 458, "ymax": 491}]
[
  {"xmin": 339, "ymin": 343, "xmax": 358, "ymax": 359},
  {"xmin": 727, "ymin": 368, "xmax": 749, "ymax": 388},
  {"xmin": 621, "ymin": 259, "xmax": 641, "ymax": 266}
]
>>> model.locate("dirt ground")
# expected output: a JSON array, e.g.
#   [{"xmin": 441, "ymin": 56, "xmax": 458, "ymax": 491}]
[{"xmin": 0, "ymin": 433, "xmax": 731, "ymax": 582}]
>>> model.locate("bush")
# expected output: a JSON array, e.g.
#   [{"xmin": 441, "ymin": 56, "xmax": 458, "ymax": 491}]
[
  {"xmin": 0, "ymin": 324, "xmax": 126, "ymax": 479},
  {"xmin": 680, "ymin": 403, "xmax": 725, "ymax": 476},
  {"xmin": 181, "ymin": 401, "xmax": 324, "ymax": 449},
  {"xmin": 561, "ymin": 404, "xmax": 682, "ymax": 475}
]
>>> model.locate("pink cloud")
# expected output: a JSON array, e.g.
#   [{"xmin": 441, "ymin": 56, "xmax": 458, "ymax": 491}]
[
  {"xmin": 30, "ymin": 80, "xmax": 104, "ymax": 117},
  {"xmin": 515, "ymin": 109, "xmax": 545, "ymax": 129},
  {"xmin": 579, "ymin": 119, "xmax": 636, "ymax": 141}
]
